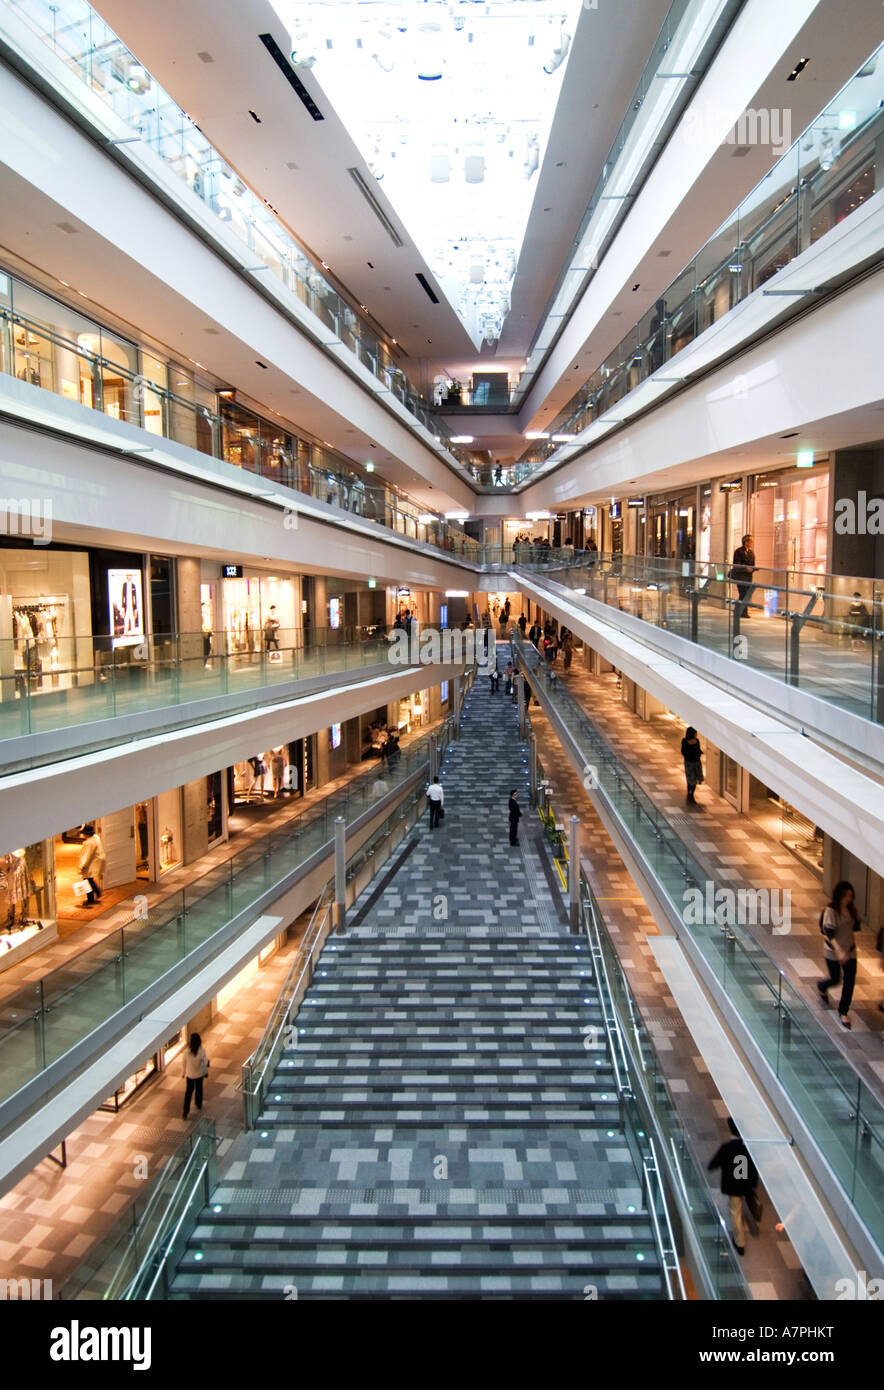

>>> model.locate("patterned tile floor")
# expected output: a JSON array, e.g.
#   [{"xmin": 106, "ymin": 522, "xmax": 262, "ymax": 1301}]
[
  {"xmin": 0, "ymin": 722, "xmax": 437, "ymax": 1006},
  {"xmin": 0, "ymin": 924, "xmax": 305, "ymax": 1289},
  {"xmin": 171, "ymin": 685, "xmax": 665, "ymax": 1298},
  {"xmin": 524, "ymin": 666, "xmax": 835, "ymax": 1300},
  {"xmin": 0, "ymin": 724, "xmax": 439, "ymax": 1290},
  {"xmin": 540, "ymin": 656, "xmax": 884, "ymax": 1086}
]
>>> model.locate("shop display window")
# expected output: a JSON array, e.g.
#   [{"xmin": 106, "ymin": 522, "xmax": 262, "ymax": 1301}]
[
  {"xmin": 100, "ymin": 1056, "xmax": 158, "ymax": 1113},
  {"xmin": 0, "ymin": 840, "xmax": 55, "ymax": 965},
  {"xmin": 156, "ymin": 788, "xmax": 182, "ymax": 872},
  {"xmin": 1, "ymin": 548, "xmax": 92, "ymax": 697}
]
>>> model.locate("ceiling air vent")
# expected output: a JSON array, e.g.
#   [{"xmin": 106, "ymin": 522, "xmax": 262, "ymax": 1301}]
[
  {"xmin": 347, "ymin": 167, "xmax": 404, "ymax": 247},
  {"xmin": 415, "ymin": 272, "xmax": 439, "ymax": 305},
  {"xmin": 258, "ymin": 32, "xmax": 324, "ymax": 121}
]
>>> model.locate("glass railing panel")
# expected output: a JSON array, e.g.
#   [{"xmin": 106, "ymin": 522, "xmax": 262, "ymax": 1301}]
[
  {"xmin": 0, "ymin": 628, "xmax": 409, "ymax": 749},
  {"xmin": 7, "ymin": 0, "xmax": 454, "ymax": 451},
  {"xmin": 0, "ymin": 710, "xmax": 468, "ymax": 1108},
  {"xmin": 529, "ymin": 555, "xmax": 884, "ymax": 725},
  {"xmin": 521, "ymin": 637, "xmax": 884, "ymax": 1247},
  {"xmin": 511, "ymin": 46, "xmax": 884, "ymax": 486}
]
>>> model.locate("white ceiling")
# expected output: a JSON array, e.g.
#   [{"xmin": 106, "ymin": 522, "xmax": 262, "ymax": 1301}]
[{"xmin": 91, "ymin": 0, "xmax": 671, "ymax": 381}]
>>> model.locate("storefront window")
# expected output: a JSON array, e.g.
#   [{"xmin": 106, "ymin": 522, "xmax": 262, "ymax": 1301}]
[
  {"xmin": 747, "ymin": 773, "xmax": 824, "ymax": 877},
  {"xmin": 0, "ymin": 547, "xmax": 92, "ymax": 699},
  {"xmin": 135, "ymin": 801, "xmax": 151, "ymax": 880},
  {"xmin": 206, "ymin": 771, "xmax": 224, "ymax": 841},
  {"xmin": 221, "ymin": 573, "xmax": 297, "ymax": 661},
  {"xmin": 156, "ymin": 787, "xmax": 182, "ymax": 872},
  {"xmin": 149, "ymin": 555, "xmax": 175, "ymax": 637},
  {"xmin": 750, "ymin": 465, "xmax": 830, "ymax": 579}
]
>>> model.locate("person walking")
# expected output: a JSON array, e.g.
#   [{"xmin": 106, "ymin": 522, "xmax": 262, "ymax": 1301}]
[
  {"xmin": 78, "ymin": 824, "xmax": 106, "ymax": 907},
  {"xmin": 488, "ymin": 666, "xmax": 500, "ymax": 694},
  {"xmin": 528, "ymin": 621, "xmax": 541, "ymax": 648},
  {"xmin": 681, "ymin": 726, "xmax": 703, "ymax": 803},
  {"xmin": 708, "ymin": 1117, "xmax": 761, "ymax": 1256},
  {"xmin": 817, "ymin": 880, "xmax": 861, "ymax": 1028},
  {"xmin": 518, "ymin": 613, "xmax": 527, "ymax": 636},
  {"xmin": 730, "ymin": 534, "xmax": 756, "ymax": 619},
  {"xmin": 508, "ymin": 790, "xmax": 522, "ymax": 846},
  {"xmin": 543, "ymin": 634, "xmax": 557, "ymax": 677},
  {"xmin": 427, "ymin": 776, "xmax": 444, "ymax": 830},
  {"xmin": 263, "ymin": 605, "xmax": 281, "ymax": 651},
  {"xmin": 504, "ymin": 660, "xmax": 514, "ymax": 696},
  {"xmin": 182, "ymin": 1032, "xmax": 209, "ymax": 1119},
  {"xmin": 561, "ymin": 629, "xmax": 573, "ymax": 671}
]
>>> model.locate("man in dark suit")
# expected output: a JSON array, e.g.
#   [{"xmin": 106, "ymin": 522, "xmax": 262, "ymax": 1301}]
[
  {"xmin": 508, "ymin": 790, "xmax": 522, "ymax": 846},
  {"xmin": 731, "ymin": 534, "xmax": 756, "ymax": 618}
]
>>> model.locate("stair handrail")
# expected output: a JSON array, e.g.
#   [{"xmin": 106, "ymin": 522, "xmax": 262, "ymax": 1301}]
[
  {"xmin": 123, "ymin": 1125, "xmax": 218, "ymax": 1301},
  {"xmin": 241, "ymin": 882, "xmax": 335, "ymax": 1129},
  {"xmin": 643, "ymin": 1138, "xmax": 688, "ymax": 1301}
]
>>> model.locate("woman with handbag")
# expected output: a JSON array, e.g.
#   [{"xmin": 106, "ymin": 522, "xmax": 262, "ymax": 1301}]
[
  {"xmin": 78, "ymin": 825, "xmax": 106, "ymax": 906},
  {"xmin": 182, "ymin": 1032, "xmax": 210, "ymax": 1118},
  {"xmin": 681, "ymin": 727, "xmax": 703, "ymax": 804},
  {"xmin": 817, "ymin": 881, "xmax": 861, "ymax": 1029}
]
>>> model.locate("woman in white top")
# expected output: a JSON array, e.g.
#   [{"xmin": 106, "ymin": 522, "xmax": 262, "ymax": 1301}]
[{"xmin": 182, "ymin": 1032, "xmax": 210, "ymax": 1117}]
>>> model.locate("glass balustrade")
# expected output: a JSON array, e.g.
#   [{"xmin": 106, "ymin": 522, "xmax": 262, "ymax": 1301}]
[
  {"xmin": 510, "ymin": 44, "xmax": 884, "ymax": 484},
  {"xmin": 581, "ymin": 873, "xmax": 749, "ymax": 1300},
  {"xmin": 0, "ymin": 704, "xmax": 465, "ymax": 1109},
  {"xmin": 3, "ymin": 0, "xmax": 474, "ymax": 469},
  {"xmin": 0, "ymin": 269, "xmax": 481, "ymax": 560},
  {"xmin": 517, "ymin": 635, "xmax": 884, "ymax": 1251},
  {"xmin": 529, "ymin": 551, "xmax": 884, "ymax": 727},
  {"xmin": 0, "ymin": 625, "xmax": 399, "ymax": 744}
]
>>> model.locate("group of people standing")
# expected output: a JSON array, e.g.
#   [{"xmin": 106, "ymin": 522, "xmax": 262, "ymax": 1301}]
[{"xmin": 525, "ymin": 618, "xmax": 574, "ymax": 677}]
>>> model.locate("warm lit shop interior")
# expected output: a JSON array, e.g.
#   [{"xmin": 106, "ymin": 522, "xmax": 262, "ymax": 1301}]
[{"xmin": 201, "ymin": 566, "xmax": 299, "ymax": 663}]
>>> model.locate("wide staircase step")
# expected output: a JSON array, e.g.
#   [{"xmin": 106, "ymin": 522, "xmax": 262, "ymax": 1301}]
[
  {"xmin": 172, "ymin": 932, "xmax": 663, "ymax": 1298},
  {"xmin": 170, "ymin": 692, "xmax": 665, "ymax": 1299}
]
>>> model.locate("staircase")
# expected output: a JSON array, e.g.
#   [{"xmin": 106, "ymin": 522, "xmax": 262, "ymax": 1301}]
[{"xmin": 172, "ymin": 930, "xmax": 664, "ymax": 1299}]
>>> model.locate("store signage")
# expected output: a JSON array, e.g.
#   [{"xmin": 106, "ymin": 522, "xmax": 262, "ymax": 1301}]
[
  {"xmin": 719, "ymin": 480, "xmax": 742, "ymax": 492},
  {"xmin": 222, "ymin": 564, "xmax": 243, "ymax": 578},
  {"xmin": 627, "ymin": 498, "xmax": 645, "ymax": 508},
  {"xmin": 610, "ymin": 502, "xmax": 621, "ymax": 519}
]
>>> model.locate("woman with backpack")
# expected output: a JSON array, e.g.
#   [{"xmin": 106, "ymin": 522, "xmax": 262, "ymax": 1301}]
[{"xmin": 817, "ymin": 881, "xmax": 861, "ymax": 1029}]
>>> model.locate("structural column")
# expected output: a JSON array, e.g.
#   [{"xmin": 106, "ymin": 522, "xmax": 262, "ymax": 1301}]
[
  {"xmin": 569, "ymin": 814, "xmax": 580, "ymax": 934},
  {"xmin": 334, "ymin": 814, "xmax": 346, "ymax": 931}
]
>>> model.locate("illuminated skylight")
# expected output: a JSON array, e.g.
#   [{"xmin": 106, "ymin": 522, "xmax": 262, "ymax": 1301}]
[{"xmin": 270, "ymin": 0, "xmax": 582, "ymax": 347}]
